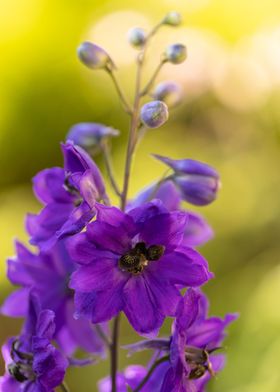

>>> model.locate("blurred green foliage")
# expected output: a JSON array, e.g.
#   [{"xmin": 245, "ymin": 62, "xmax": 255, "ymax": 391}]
[{"xmin": 1, "ymin": 0, "xmax": 280, "ymax": 390}]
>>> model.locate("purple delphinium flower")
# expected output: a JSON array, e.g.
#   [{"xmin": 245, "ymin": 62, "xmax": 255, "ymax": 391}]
[
  {"xmin": 98, "ymin": 365, "xmax": 147, "ymax": 392},
  {"xmin": 153, "ymin": 154, "xmax": 220, "ymax": 206},
  {"xmin": 1, "ymin": 240, "xmax": 105, "ymax": 357},
  {"xmin": 0, "ymin": 292, "xmax": 68, "ymax": 392},
  {"xmin": 67, "ymin": 123, "xmax": 119, "ymax": 153},
  {"xmin": 128, "ymin": 180, "xmax": 214, "ymax": 247},
  {"xmin": 26, "ymin": 142, "xmax": 108, "ymax": 251},
  {"xmin": 69, "ymin": 200, "xmax": 212, "ymax": 336},
  {"xmin": 125, "ymin": 289, "xmax": 237, "ymax": 392}
]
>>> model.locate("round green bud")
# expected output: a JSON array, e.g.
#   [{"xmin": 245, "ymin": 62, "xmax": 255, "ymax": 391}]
[
  {"xmin": 128, "ymin": 27, "xmax": 147, "ymax": 49},
  {"xmin": 163, "ymin": 11, "xmax": 182, "ymax": 26},
  {"xmin": 164, "ymin": 43, "xmax": 187, "ymax": 64}
]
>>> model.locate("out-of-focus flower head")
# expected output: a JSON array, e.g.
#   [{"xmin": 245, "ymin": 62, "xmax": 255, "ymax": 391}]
[
  {"xmin": 164, "ymin": 43, "xmax": 187, "ymax": 64},
  {"xmin": 152, "ymin": 81, "xmax": 183, "ymax": 107},
  {"xmin": 0, "ymin": 292, "xmax": 68, "ymax": 392},
  {"xmin": 153, "ymin": 154, "xmax": 220, "ymax": 206},
  {"xmin": 67, "ymin": 122, "xmax": 119, "ymax": 154},
  {"xmin": 1, "ymin": 240, "xmax": 106, "ymax": 357},
  {"xmin": 128, "ymin": 27, "xmax": 147, "ymax": 49},
  {"xmin": 162, "ymin": 11, "xmax": 182, "ymax": 27},
  {"xmin": 69, "ymin": 201, "xmax": 212, "ymax": 336},
  {"xmin": 26, "ymin": 142, "xmax": 108, "ymax": 251}
]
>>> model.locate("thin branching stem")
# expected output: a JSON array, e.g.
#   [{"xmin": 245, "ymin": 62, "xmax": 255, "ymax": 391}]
[
  {"xmin": 101, "ymin": 141, "xmax": 122, "ymax": 197},
  {"xmin": 60, "ymin": 382, "xmax": 70, "ymax": 392},
  {"xmin": 107, "ymin": 69, "xmax": 133, "ymax": 115}
]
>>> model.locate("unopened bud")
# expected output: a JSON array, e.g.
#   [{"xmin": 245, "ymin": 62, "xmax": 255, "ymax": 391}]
[
  {"xmin": 164, "ymin": 43, "xmax": 187, "ymax": 64},
  {"xmin": 128, "ymin": 27, "xmax": 147, "ymax": 48},
  {"xmin": 140, "ymin": 101, "xmax": 169, "ymax": 129},
  {"xmin": 77, "ymin": 42, "xmax": 114, "ymax": 70},
  {"xmin": 163, "ymin": 11, "xmax": 182, "ymax": 26},
  {"xmin": 67, "ymin": 123, "xmax": 119, "ymax": 152},
  {"xmin": 153, "ymin": 154, "xmax": 220, "ymax": 206},
  {"xmin": 152, "ymin": 81, "xmax": 182, "ymax": 107}
]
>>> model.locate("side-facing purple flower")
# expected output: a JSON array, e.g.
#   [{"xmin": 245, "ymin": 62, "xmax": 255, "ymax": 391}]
[
  {"xmin": 26, "ymin": 142, "xmax": 108, "ymax": 250},
  {"xmin": 1, "ymin": 240, "xmax": 105, "ymax": 357},
  {"xmin": 67, "ymin": 123, "xmax": 119, "ymax": 153},
  {"xmin": 69, "ymin": 201, "xmax": 212, "ymax": 336},
  {"xmin": 125, "ymin": 289, "xmax": 237, "ymax": 392},
  {"xmin": 0, "ymin": 292, "xmax": 68, "ymax": 392},
  {"xmin": 128, "ymin": 180, "xmax": 214, "ymax": 247},
  {"xmin": 153, "ymin": 154, "xmax": 220, "ymax": 206}
]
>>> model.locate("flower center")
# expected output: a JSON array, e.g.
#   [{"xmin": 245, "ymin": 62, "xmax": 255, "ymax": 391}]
[
  {"xmin": 185, "ymin": 345, "xmax": 215, "ymax": 380},
  {"xmin": 118, "ymin": 242, "xmax": 165, "ymax": 275},
  {"xmin": 8, "ymin": 339, "xmax": 36, "ymax": 383}
]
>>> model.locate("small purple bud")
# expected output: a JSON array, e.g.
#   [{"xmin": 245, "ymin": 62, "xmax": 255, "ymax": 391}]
[
  {"xmin": 164, "ymin": 43, "xmax": 187, "ymax": 64},
  {"xmin": 140, "ymin": 101, "xmax": 169, "ymax": 129},
  {"xmin": 163, "ymin": 11, "xmax": 182, "ymax": 26},
  {"xmin": 67, "ymin": 123, "xmax": 119, "ymax": 152},
  {"xmin": 152, "ymin": 81, "xmax": 183, "ymax": 107},
  {"xmin": 153, "ymin": 154, "xmax": 220, "ymax": 206},
  {"xmin": 128, "ymin": 27, "xmax": 147, "ymax": 48},
  {"xmin": 77, "ymin": 42, "xmax": 114, "ymax": 70}
]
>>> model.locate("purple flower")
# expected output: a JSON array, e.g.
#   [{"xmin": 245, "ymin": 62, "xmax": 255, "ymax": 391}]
[
  {"xmin": 0, "ymin": 293, "xmax": 68, "ymax": 392},
  {"xmin": 67, "ymin": 123, "xmax": 119, "ymax": 153},
  {"xmin": 128, "ymin": 180, "xmax": 213, "ymax": 247},
  {"xmin": 140, "ymin": 101, "xmax": 169, "ymax": 129},
  {"xmin": 26, "ymin": 142, "xmax": 108, "ymax": 250},
  {"xmin": 1, "ymin": 240, "xmax": 105, "ymax": 357},
  {"xmin": 153, "ymin": 154, "xmax": 220, "ymax": 206},
  {"xmin": 98, "ymin": 365, "xmax": 147, "ymax": 392},
  {"xmin": 125, "ymin": 289, "xmax": 237, "ymax": 392},
  {"xmin": 69, "ymin": 201, "xmax": 212, "ymax": 336}
]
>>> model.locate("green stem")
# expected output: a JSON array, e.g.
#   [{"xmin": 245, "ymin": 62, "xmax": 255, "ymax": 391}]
[
  {"xmin": 107, "ymin": 69, "xmax": 133, "ymax": 115},
  {"xmin": 110, "ymin": 314, "xmax": 121, "ymax": 392},
  {"xmin": 60, "ymin": 382, "xmax": 70, "ymax": 392},
  {"xmin": 101, "ymin": 141, "xmax": 122, "ymax": 197}
]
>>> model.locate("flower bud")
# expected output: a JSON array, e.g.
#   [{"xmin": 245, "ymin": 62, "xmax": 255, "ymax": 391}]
[
  {"xmin": 128, "ymin": 27, "xmax": 147, "ymax": 48},
  {"xmin": 163, "ymin": 11, "xmax": 182, "ymax": 26},
  {"xmin": 164, "ymin": 43, "xmax": 187, "ymax": 64},
  {"xmin": 77, "ymin": 42, "xmax": 114, "ymax": 70},
  {"xmin": 152, "ymin": 81, "xmax": 183, "ymax": 107},
  {"xmin": 66, "ymin": 123, "xmax": 119, "ymax": 152},
  {"xmin": 140, "ymin": 101, "xmax": 169, "ymax": 129},
  {"xmin": 153, "ymin": 154, "xmax": 220, "ymax": 206}
]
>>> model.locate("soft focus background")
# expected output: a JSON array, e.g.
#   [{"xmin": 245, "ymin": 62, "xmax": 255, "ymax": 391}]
[{"xmin": 1, "ymin": 0, "xmax": 280, "ymax": 390}]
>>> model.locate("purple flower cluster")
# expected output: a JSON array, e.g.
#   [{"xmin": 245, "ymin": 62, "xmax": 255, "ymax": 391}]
[{"xmin": 1, "ymin": 11, "xmax": 237, "ymax": 392}]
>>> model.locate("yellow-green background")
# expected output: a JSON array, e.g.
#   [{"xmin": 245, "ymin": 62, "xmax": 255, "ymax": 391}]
[{"xmin": 1, "ymin": 0, "xmax": 280, "ymax": 390}]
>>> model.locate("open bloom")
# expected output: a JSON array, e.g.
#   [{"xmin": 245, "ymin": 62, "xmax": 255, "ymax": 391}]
[
  {"xmin": 125, "ymin": 289, "xmax": 237, "ymax": 391},
  {"xmin": 0, "ymin": 292, "xmax": 68, "ymax": 392},
  {"xmin": 69, "ymin": 201, "xmax": 212, "ymax": 336},
  {"xmin": 26, "ymin": 142, "xmax": 108, "ymax": 250},
  {"xmin": 153, "ymin": 154, "xmax": 220, "ymax": 206},
  {"xmin": 1, "ymin": 240, "xmax": 105, "ymax": 357},
  {"xmin": 129, "ymin": 180, "xmax": 213, "ymax": 247}
]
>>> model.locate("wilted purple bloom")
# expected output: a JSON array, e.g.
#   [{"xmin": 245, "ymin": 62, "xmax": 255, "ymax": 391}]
[
  {"xmin": 153, "ymin": 154, "xmax": 220, "ymax": 206},
  {"xmin": 26, "ymin": 142, "xmax": 108, "ymax": 250},
  {"xmin": 125, "ymin": 289, "xmax": 237, "ymax": 392},
  {"xmin": 128, "ymin": 180, "xmax": 213, "ymax": 247},
  {"xmin": 0, "ymin": 293, "xmax": 68, "ymax": 392},
  {"xmin": 69, "ymin": 201, "xmax": 212, "ymax": 336},
  {"xmin": 67, "ymin": 123, "xmax": 119, "ymax": 153},
  {"xmin": 1, "ymin": 240, "xmax": 105, "ymax": 357}
]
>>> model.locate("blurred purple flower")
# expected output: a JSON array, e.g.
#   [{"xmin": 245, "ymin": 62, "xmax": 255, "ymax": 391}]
[
  {"xmin": 69, "ymin": 201, "xmax": 212, "ymax": 336},
  {"xmin": 0, "ymin": 292, "xmax": 68, "ymax": 392},
  {"xmin": 153, "ymin": 155, "xmax": 220, "ymax": 206},
  {"xmin": 1, "ymin": 240, "xmax": 106, "ymax": 357},
  {"xmin": 67, "ymin": 123, "xmax": 119, "ymax": 153},
  {"xmin": 26, "ymin": 142, "xmax": 108, "ymax": 250}
]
